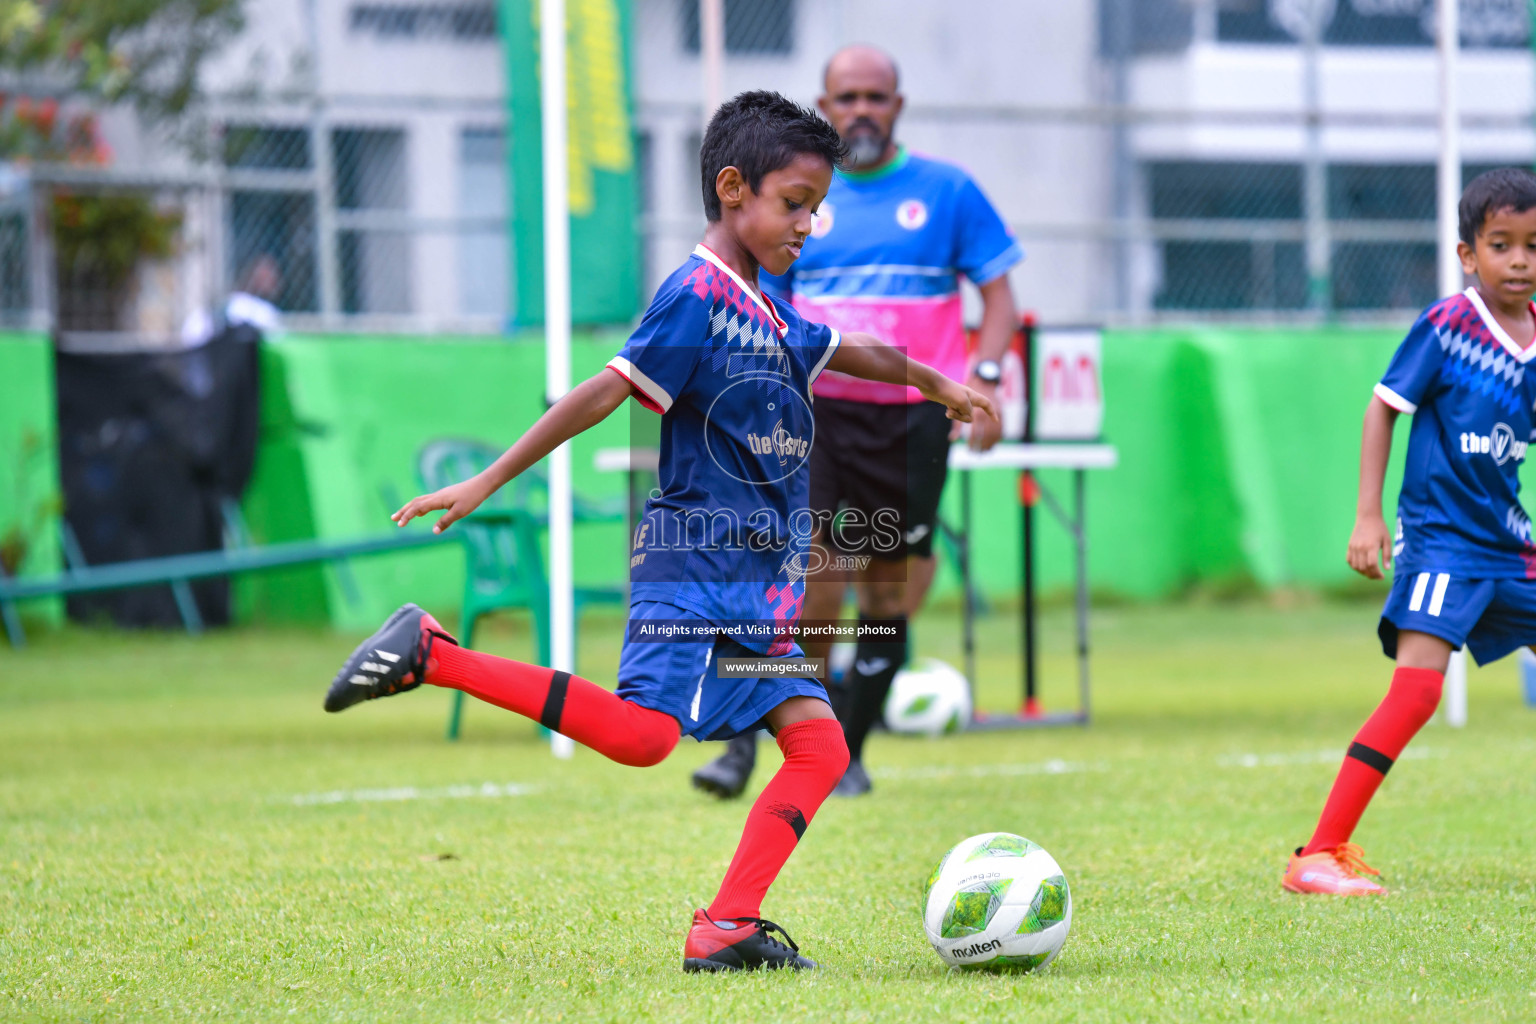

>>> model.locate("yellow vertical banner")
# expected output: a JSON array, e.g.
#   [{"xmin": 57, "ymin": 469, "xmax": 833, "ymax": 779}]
[{"xmin": 505, "ymin": 0, "xmax": 639, "ymax": 325}]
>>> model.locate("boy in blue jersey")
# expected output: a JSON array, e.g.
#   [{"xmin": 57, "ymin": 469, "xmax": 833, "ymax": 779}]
[
  {"xmin": 1283, "ymin": 168, "xmax": 1536, "ymax": 896},
  {"xmin": 692, "ymin": 45, "xmax": 1023, "ymax": 800},
  {"xmin": 321, "ymin": 91, "xmax": 995, "ymax": 968}
]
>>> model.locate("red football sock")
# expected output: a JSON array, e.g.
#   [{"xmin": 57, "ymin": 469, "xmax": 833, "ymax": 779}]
[
  {"xmin": 427, "ymin": 641, "xmax": 679, "ymax": 767},
  {"xmin": 707, "ymin": 718, "xmax": 849, "ymax": 921},
  {"xmin": 1301, "ymin": 666, "xmax": 1443, "ymax": 856}
]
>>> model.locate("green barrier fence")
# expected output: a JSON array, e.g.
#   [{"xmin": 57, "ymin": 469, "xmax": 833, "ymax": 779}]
[
  {"xmin": 937, "ymin": 327, "xmax": 1412, "ymax": 602},
  {"xmin": 6, "ymin": 327, "xmax": 1426, "ymax": 634},
  {"xmin": 242, "ymin": 327, "xmax": 1419, "ymax": 629},
  {"xmin": 0, "ymin": 334, "xmax": 63, "ymax": 624},
  {"xmin": 239, "ymin": 334, "xmax": 635, "ymax": 631}
]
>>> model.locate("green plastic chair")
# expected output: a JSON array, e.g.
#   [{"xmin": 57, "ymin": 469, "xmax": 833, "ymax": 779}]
[{"xmin": 417, "ymin": 439, "xmax": 626, "ymax": 740}]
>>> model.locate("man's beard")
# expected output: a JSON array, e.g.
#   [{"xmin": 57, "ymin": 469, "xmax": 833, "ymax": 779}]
[{"xmin": 843, "ymin": 120, "xmax": 889, "ymax": 168}]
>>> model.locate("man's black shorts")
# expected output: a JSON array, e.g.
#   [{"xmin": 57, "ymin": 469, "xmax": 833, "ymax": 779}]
[{"xmin": 808, "ymin": 396, "xmax": 951, "ymax": 560}]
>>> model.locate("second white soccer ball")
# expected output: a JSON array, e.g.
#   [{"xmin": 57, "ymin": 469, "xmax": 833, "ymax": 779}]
[{"xmin": 884, "ymin": 657, "xmax": 972, "ymax": 735}]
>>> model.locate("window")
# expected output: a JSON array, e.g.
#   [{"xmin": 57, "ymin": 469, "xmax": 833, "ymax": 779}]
[
  {"xmin": 1099, "ymin": 0, "xmax": 1193, "ymax": 56},
  {"xmin": 1329, "ymin": 163, "xmax": 1434, "ymax": 220},
  {"xmin": 1328, "ymin": 163, "xmax": 1436, "ymax": 310},
  {"xmin": 681, "ymin": 0, "xmax": 794, "ymax": 55},
  {"xmin": 1149, "ymin": 162, "xmax": 1302, "ymax": 221},
  {"xmin": 223, "ymin": 125, "xmax": 311, "ymax": 170},
  {"xmin": 1149, "ymin": 162, "xmax": 1306, "ymax": 311},
  {"xmin": 1327, "ymin": 164, "xmax": 1508, "ymax": 311},
  {"xmin": 1217, "ymin": 0, "xmax": 1527, "ymax": 47},
  {"xmin": 1147, "ymin": 161, "xmax": 1506, "ymax": 312},
  {"xmin": 222, "ymin": 124, "xmax": 317, "ymax": 312},
  {"xmin": 332, "ymin": 128, "xmax": 408, "ymax": 212},
  {"xmin": 0, "ymin": 210, "xmax": 25, "ymax": 316},
  {"xmin": 229, "ymin": 192, "xmax": 319, "ymax": 312},
  {"xmin": 348, "ymin": 3, "xmax": 497, "ymax": 41},
  {"xmin": 1102, "ymin": 0, "xmax": 1529, "ymax": 52},
  {"xmin": 458, "ymin": 127, "xmax": 508, "ymax": 318},
  {"xmin": 332, "ymin": 127, "xmax": 411, "ymax": 315}
]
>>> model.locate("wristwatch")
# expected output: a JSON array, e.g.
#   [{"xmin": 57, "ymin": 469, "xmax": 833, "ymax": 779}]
[{"xmin": 973, "ymin": 359, "xmax": 1002, "ymax": 384}]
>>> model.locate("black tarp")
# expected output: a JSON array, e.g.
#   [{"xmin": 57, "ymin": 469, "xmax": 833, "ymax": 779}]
[{"xmin": 55, "ymin": 324, "xmax": 261, "ymax": 628}]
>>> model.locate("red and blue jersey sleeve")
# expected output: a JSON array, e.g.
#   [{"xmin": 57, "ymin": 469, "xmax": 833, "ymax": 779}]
[
  {"xmin": 952, "ymin": 177, "xmax": 1024, "ymax": 285},
  {"xmin": 1375, "ymin": 310, "xmax": 1444, "ymax": 415},
  {"xmin": 801, "ymin": 317, "xmax": 841, "ymax": 386},
  {"xmin": 607, "ymin": 283, "xmax": 707, "ymax": 414}
]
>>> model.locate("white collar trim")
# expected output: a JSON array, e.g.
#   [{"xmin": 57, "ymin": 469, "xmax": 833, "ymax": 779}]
[
  {"xmin": 1464, "ymin": 286, "xmax": 1536, "ymax": 363},
  {"xmin": 693, "ymin": 244, "xmax": 788, "ymax": 338}
]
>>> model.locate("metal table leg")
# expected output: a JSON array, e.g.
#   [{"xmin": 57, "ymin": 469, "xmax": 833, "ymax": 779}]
[
  {"xmin": 1, "ymin": 596, "xmax": 25, "ymax": 648},
  {"xmin": 961, "ymin": 457, "xmax": 1099, "ymax": 732},
  {"xmin": 960, "ymin": 467, "xmax": 976, "ymax": 700},
  {"xmin": 1074, "ymin": 469, "xmax": 1091, "ymax": 723}
]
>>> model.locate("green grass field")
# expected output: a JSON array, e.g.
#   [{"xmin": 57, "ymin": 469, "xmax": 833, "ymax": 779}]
[{"xmin": 4, "ymin": 599, "xmax": 1535, "ymax": 1022}]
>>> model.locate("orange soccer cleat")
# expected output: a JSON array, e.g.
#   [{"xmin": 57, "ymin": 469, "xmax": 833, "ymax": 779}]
[{"xmin": 1281, "ymin": 842, "xmax": 1387, "ymax": 896}]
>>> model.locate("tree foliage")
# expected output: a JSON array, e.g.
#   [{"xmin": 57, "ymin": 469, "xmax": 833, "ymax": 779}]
[{"xmin": 0, "ymin": 0, "xmax": 244, "ymax": 157}]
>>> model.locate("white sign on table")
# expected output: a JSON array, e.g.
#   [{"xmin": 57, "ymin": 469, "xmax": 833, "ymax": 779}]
[{"xmin": 1035, "ymin": 328, "xmax": 1103, "ymax": 441}]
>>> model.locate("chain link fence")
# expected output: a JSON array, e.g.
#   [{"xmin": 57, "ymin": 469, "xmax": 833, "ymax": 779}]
[
  {"xmin": 1096, "ymin": 0, "xmax": 1531, "ymax": 319},
  {"xmin": 634, "ymin": 0, "xmax": 1536, "ymax": 325},
  {"xmin": 7, "ymin": 0, "xmax": 1536, "ymax": 342}
]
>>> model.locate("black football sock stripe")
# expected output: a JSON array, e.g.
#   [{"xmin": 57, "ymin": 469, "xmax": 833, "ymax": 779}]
[
  {"xmin": 539, "ymin": 670, "xmax": 571, "ymax": 731},
  {"xmin": 767, "ymin": 802, "xmax": 808, "ymax": 840},
  {"xmin": 1347, "ymin": 740, "xmax": 1394, "ymax": 775}
]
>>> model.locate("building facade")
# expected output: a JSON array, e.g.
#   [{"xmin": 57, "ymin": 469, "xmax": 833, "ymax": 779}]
[{"xmin": 68, "ymin": 0, "xmax": 1536, "ymax": 336}]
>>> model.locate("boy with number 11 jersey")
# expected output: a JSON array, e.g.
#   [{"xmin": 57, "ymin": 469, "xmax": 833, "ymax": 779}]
[{"xmin": 1284, "ymin": 168, "xmax": 1536, "ymax": 895}]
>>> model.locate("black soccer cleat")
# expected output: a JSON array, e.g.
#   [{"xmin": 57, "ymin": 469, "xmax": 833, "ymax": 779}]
[
  {"xmin": 691, "ymin": 733, "xmax": 758, "ymax": 799},
  {"xmin": 832, "ymin": 758, "xmax": 872, "ymax": 797},
  {"xmin": 682, "ymin": 910, "xmax": 816, "ymax": 972},
  {"xmin": 323, "ymin": 603, "xmax": 456, "ymax": 712}
]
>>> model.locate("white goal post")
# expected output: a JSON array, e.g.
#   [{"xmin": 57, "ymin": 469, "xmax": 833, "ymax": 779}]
[{"xmin": 1436, "ymin": 0, "xmax": 1467, "ymax": 728}]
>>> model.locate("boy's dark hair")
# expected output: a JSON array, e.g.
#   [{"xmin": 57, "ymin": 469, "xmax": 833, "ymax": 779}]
[
  {"xmin": 1459, "ymin": 167, "xmax": 1536, "ymax": 245},
  {"xmin": 700, "ymin": 90, "xmax": 847, "ymax": 221}
]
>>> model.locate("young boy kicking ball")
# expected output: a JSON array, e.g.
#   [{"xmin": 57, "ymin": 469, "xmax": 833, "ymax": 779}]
[
  {"xmin": 1284, "ymin": 167, "xmax": 1536, "ymax": 895},
  {"xmin": 322, "ymin": 91, "xmax": 995, "ymax": 968}
]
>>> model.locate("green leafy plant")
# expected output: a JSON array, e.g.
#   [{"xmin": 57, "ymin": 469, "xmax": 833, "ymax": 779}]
[
  {"xmin": 52, "ymin": 190, "xmax": 180, "ymax": 286},
  {"xmin": 52, "ymin": 189, "xmax": 182, "ymax": 329},
  {"xmin": 0, "ymin": 0, "xmax": 244, "ymax": 128}
]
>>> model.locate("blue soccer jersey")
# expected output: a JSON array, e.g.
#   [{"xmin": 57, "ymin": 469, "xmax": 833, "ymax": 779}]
[
  {"xmin": 761, "ymin": 147, "xmax": 1022, "ymax": 404},
  {"xmin": 607, "ymin": 244, "xmax": 841, "ymax": 654},
  {"xmin": 1375, "ymin": 287, "xmax": 1536, "ymax": 578}
]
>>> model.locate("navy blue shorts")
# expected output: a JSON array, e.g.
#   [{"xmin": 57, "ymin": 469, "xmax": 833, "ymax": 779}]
[
  {"xmin": 1379, "ymin": 570, "xmax": 1536, "ymax": 666},
  {"xmin": 615, "ymin": 602, "xmax": 829, "ymax": 741}
]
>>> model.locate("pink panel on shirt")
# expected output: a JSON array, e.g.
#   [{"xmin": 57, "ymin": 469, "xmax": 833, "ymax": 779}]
[{"xmin": 794, "ymin": 294, "xmax": 967, "ymax": 404}]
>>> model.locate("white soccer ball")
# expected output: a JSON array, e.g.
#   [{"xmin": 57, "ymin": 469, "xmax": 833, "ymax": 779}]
[
  {"xmin": 921, "ymin": 832, "xmax": 1072, "ymax": 972},
  {"xmin": 884, "ymin": 658, "xmax": 972, "ymax": 735}
]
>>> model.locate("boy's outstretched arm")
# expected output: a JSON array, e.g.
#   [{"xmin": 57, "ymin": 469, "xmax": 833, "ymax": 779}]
[
  {"xmin": 1347, "ymin": 395, "xmax": 1400, "ymax": 579},
  {"xmin": 393, "ymin": 369, "xmax": 634, "ymax": 534},
  {"xmin": 827, "ymin": 331, "xmax": 998, "ymax": 427}
]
